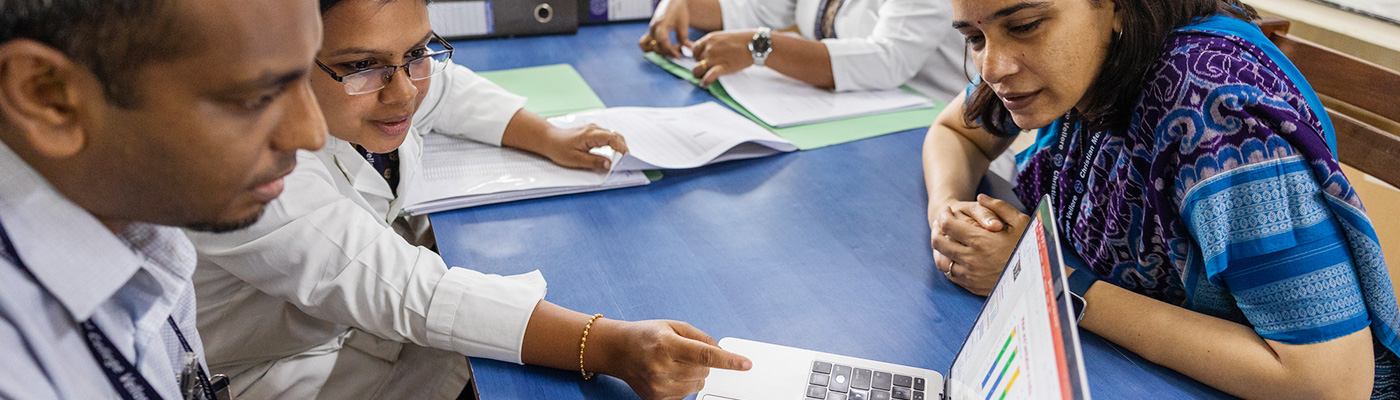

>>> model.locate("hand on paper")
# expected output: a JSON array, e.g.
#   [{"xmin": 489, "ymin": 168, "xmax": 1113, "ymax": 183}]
[
  {"xmin": 691, "ymin": 30, "xmax": 757, "ymax": 86},
  {"xmin": 541, "ymin": 123, "xmax": 630, "ymax": 170},
  {"xmin": 930, "ymin": 194, "xmax": 1029, "ymax": 296},
  {"xmin": 640, "ymin": 0, "xmax": 695, "ymax": 58},
  {"xmin": 593, "ymin": 319, "xmax": 753, "ymax": 400}
]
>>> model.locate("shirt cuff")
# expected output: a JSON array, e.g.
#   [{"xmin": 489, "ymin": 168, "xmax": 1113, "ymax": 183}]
[
  {"xmin": 424, "ymin": 268, "xmax": 547, "ymax": 364},
  {"xmin": 821, "ymin": 39, "xmax": 890, "ymax": 92}
]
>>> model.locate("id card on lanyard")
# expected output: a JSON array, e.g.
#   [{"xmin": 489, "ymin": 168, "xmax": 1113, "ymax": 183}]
[{"xmin": 0, "ymin": 221, "xmax": 230, "ymax": 400}]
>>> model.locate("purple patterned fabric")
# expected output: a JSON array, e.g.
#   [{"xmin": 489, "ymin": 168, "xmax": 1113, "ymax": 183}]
[
  {"xmin": 1013, "ymin": 30, "xmax": 1344, "ymax": 303},
  {"xmin": 1006, "ymin": 17, "xmax": 1399, "ymax": 397}
]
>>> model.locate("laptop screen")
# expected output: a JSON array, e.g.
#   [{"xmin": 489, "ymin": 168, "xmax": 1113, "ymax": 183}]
[{"xmin": 944, "ymin": 196, "xmax": 1090, "ymax": 400}]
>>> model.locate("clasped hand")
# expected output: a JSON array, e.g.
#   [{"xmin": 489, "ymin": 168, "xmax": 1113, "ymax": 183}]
[{"xmin": 929, "ymin": 194, "xmax": 1030, "ymax": 296}]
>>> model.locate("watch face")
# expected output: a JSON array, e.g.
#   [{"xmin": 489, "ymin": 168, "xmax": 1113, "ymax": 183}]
[{"xmin": 752, "ymin": 39, "xmax": 771, "ymax": 54}]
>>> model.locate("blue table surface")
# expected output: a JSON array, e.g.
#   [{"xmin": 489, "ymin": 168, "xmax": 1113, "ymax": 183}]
[{"xmin": 432, "ymin": 22, "xmax": 1232, "ymax": 400}]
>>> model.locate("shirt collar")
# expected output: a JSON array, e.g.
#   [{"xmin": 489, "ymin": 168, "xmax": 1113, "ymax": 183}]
[
  {"xmin": 0, "ymin": 141, "xmax": 194, "ymax": 321},
  {"xmin": 324, "ymin": 136, "xmax": 396, "ymax": 200}
]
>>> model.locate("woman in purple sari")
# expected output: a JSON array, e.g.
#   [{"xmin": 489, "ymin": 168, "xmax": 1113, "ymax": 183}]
[{"xmin": 921, "ymin": 0, "xmax": 1398, "ymax": 397}]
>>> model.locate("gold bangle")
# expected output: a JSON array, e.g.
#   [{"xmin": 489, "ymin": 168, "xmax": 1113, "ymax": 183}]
[{"xmin": 579, "ymin": 313, "xmax": 603, "ymax": 380}]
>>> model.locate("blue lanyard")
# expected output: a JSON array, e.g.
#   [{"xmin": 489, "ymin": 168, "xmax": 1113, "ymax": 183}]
[
  {"xmin": 1046, "ymin": 111, "xmax": 1107, "ymax": 237},
  {"xmin": 0, "ymin": 222, "xmax": 214, "ymax": 400}
]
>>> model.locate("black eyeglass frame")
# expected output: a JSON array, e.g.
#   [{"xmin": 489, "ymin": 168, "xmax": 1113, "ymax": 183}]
[{"xmin": 315, "ymin": 33, "xmax": 455, "ymax": 93}]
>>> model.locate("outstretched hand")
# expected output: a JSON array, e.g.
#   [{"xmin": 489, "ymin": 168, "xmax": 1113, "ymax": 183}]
[
  {"xmin": 540, "ymin": 123, "xmax": 629, "ymax": 170},
  {"xmin": 599, "ymin": 319, "xmax": 753, "ymax": 400}
]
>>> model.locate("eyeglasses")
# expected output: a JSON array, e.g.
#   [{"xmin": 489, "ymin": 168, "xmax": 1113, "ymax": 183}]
[{"xmin": 316, "ymin": 33, "xmax": 455, "ymax": 95}]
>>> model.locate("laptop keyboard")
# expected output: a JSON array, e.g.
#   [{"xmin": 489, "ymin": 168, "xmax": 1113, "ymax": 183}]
[{"xmin": 807, "ymin": 361, "xmax": 926, "ymax": 400}]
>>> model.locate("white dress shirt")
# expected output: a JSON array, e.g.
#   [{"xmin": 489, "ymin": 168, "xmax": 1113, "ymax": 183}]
[
  {"xmin": 186, "ymin": 64, "xmax": 547, "ymax": 400},
  {"xmin": 715, "ymin": 0, "xmax": 969, "ymax": 99},
  {"xmin": 0, "ymin": 141, "xmax": 207, "ymax": 400}
]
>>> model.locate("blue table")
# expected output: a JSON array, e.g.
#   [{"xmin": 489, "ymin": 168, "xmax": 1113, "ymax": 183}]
[{"xmin": 432, "ymin": 22, "xmax": 1232, "ymax": 400}]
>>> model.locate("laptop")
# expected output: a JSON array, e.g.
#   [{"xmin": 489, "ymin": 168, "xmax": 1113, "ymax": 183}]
[{"xmin": 697, "ymin": 196, "xmax": 1091, "ymax": 400}]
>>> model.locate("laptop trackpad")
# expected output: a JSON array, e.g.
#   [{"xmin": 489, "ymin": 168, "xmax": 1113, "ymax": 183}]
[{"xmin": 700, "ymin": 338, "xmax": 815, "ymax": 399}]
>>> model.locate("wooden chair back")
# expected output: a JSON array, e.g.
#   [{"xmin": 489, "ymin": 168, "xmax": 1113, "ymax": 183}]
[{"xmin": 1259, "ymin": 17, "xmax": 1400, "ymax": 188}]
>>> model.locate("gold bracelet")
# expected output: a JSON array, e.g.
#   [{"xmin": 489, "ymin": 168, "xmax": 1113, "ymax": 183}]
[{"xmin": 579, "ymin": 314, "xmax": 603, "ymax": 380}]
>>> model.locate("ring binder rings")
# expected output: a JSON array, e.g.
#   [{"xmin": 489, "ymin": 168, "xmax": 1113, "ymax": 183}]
[{"xmin": 428, "ymin": 0, "xmax": 578, "ymax": 40}]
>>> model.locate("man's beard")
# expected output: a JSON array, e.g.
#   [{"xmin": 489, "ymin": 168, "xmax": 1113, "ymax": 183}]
[{"xmin": 183, "ymin": 210, "xmax": 264, "ymax": 233}]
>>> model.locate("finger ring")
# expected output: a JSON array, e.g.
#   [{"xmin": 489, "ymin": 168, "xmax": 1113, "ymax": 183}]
[
  {"xmin": 650, "ymin": 39, "xmax": 658, "ymax": 46},
  {"xmin": 698, "ymin": 59, "xmax": 708, "ymax": 69},
  {"xmin": 945, "ymin": 269, "xmax": 953, "ymax": 278}
]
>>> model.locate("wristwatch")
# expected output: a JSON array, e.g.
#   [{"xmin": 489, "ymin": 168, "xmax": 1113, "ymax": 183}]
[
  {"xmin": 749, "ymin": 27, "xmax": 773, "ymax": 67},
  {"xmin": 1067, "ymin": 268, "xmax": 1098, "ymax": 322}
]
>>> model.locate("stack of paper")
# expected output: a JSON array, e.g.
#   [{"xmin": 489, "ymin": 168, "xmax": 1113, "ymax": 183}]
[
  {"xmin": 551, "ymin": 102, "xmax": 796, "ymax": 170},
  {"xmin": 671, "ymin": 56, "xmax": 934, "ymax": 128},
  {"xmin": 645, "ymin": 52, "xmax": 944, "ymax": 150},
  {"xmin": 402, "ymin": 102, "xmax": 795, "ymax": 215}
]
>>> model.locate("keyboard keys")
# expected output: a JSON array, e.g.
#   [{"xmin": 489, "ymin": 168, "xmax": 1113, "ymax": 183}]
[
  {"xmin": 807, "ymin": 363, "xmax": 922, "ymax": 400},
  {"xmin": 892, "ymin": 375, "xmax": 913, "ymax": 388},
  {"xmin": 871, "ymin": 371, "xmax": 893, "ymax": 390},
  {"xmin": 851, "ymin": 368, "xmax": 873, "ymax": 390},
  {"xmin": 830, "ymin": 365, "xmax": 853, "ymax": 393}
]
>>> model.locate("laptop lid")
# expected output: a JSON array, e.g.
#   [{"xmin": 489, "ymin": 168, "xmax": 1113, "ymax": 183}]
[{"xmin": 943, "ymin": 195, "xmax": 1091, "ymax": 400}]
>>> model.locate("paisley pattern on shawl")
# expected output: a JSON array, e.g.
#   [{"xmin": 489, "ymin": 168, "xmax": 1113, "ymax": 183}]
[{"xmin": 1004, "ymin": 15, "xmax": 1399, "ymax": 397}]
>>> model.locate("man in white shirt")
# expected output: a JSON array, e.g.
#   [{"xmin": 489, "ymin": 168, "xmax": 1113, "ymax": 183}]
[
  {"xmin": 639, "ymin": 0, "xmax": 969, "ymax": 100},
  {"xmin": 0, "ymin": 0, "xmax": 326, "ymax": 398}
]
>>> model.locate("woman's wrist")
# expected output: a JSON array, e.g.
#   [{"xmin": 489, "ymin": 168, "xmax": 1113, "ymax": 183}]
[{"xmin": 581, "ymin": 317, "xmax": 625, "ymax": 377}]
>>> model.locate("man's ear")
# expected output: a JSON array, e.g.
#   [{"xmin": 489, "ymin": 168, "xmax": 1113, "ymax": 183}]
[{"xmin": 0, "ymin": 39, "xmax": 100, "ymax": 159}]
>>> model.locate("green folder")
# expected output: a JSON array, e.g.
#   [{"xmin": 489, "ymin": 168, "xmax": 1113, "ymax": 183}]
[
  {"xmin": 477, "ymin": 64, "xmax": 607, "ymax": 118},
  {"xmin": 643, "ymin": 52, "xmax": 944, "ymax": 150}
]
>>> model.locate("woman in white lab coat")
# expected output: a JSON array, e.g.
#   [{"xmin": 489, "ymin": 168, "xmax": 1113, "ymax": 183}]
[
  {"xmin": 639, "ymin": 0, "xmax": 968, "ymax": 99},
  {"xmin": 185, "ymin": 0, "xmax": 751, "ymax": 399}
]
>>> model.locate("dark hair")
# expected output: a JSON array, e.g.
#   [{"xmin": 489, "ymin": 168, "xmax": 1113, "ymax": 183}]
[
  {"xmin": 0, "ymin": 0, "xmax": 182, "ymax": 108},
  {"xmin": 965, "ymin": 0, "xmax": 1259, "ymax": 136},
  {"xmin": 320, "ymin": 0, "xmax": 430, "ymax": 13}
]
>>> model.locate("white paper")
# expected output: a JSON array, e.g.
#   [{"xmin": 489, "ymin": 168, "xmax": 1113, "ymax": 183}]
[
  {"xmin": 547, "ymin": 102, "xmax": 796, "ymax": 170},
  {"xmin": 668, "ymin": 55, "xmax": 934, "ymax": 127},
  {"xmin": 404, "ymin": 170, "xmax": 650, "ymax": 214},
  {"xmin": 401, "ymin": 134, "xmax": 627, "ymax": 214},
  {"xmin": 402, "ymin": 102, "xmax": 793, "ymax": 215}
]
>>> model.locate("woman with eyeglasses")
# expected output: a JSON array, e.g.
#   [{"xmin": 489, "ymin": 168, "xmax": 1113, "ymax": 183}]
[
  {"xmin": 923, "ymin": 0, "xmax": 1398, "ymax": 397},
  {"xmin": 184, "ymin": 0, "xmax": 752, "ymax": 399}
]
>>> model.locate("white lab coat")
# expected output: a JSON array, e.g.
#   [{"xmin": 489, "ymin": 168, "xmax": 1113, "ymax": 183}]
[
  {"xmin": 186, "ymin": 64, "xmax": 548, "ymax": 400},
  {"xmin": 714, "ymin": 0, "xmax": 969, "ymax": 99}
]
